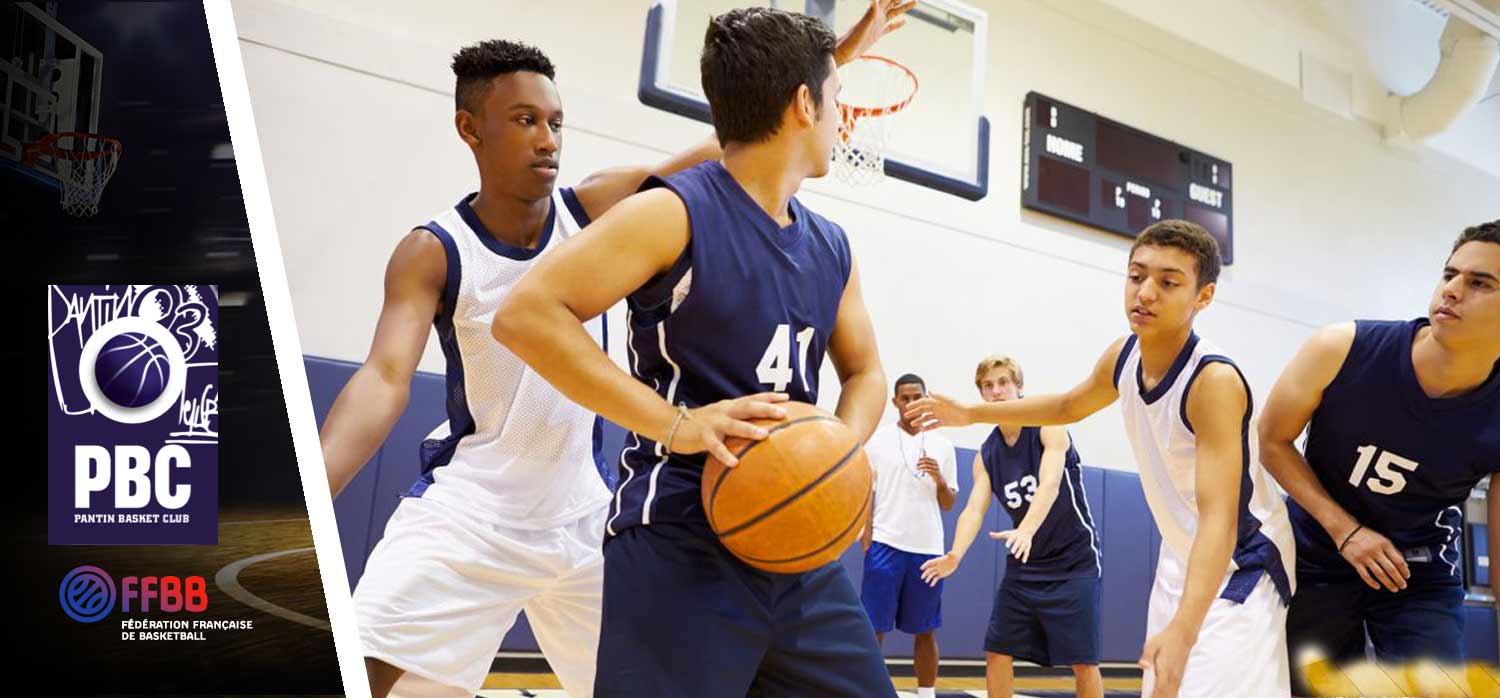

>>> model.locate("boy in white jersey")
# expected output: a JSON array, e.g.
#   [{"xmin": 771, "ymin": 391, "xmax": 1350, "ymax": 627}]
[
  {"xmin": 907, "ymin": 221, "xmax": 1295, "ymax": 698},
  {"xmin": 318, "ymin": 40, "xmax": 723, "ymax": 698}
]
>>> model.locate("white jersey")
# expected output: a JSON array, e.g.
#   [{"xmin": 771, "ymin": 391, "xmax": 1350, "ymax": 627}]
[
  {"xmin": 410, "ymin": 188, "xmax": 612, "ymax": 529},
  {"xmin": 866, "ymin": 423, "xmax": 958, "ymax": 556},
  {"xmin": 1114, "ymin": 333, "xmax": 1295, "ymax": 604}
]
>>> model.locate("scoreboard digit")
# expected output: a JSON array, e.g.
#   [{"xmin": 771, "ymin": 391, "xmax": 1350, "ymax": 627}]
[{"xmin": 1021, "ymin": 92, "xmax": 1234, "ymax": 264}]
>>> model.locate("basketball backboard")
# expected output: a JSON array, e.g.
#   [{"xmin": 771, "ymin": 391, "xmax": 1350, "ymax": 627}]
[
  {"xmin": 1, "ymin": 2, "xmax": 103, "ymax": 190},
  {"xmin": 639, "ymin": 0, "xmax": 990, "ymax": 200}
]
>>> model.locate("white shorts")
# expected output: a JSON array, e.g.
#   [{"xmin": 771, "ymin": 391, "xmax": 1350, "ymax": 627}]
[
  {"xmin": 353, "ymin": 496, "xmax": 606, "ymax": 697},
  {"xmin": 1141, "ymin": 550, "xmax": 1290, "ymax": 698}
]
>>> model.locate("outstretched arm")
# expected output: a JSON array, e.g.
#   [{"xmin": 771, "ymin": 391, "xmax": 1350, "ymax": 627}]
[
  {"xmin": 905, "ymin": 337, "xmax": 1127, "ymax": 430},
  {"xmin": 569, "ymin": 138, "xmax": 722, "ymax": 221}
]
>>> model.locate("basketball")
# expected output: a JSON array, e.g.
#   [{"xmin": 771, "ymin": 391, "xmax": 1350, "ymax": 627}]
[
  {"xmin": 701, "ymin": 401, "xmax": 873, "ymax": 574},
  {"xmin": 94, "ymin": 330, "xmax": 171, "ymax": 408}
]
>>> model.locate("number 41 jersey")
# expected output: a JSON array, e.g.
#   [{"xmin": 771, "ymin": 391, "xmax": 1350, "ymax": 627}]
[
  {"xmin": 1291, "ymin": 318, "xmax": 1500, "ymax": 583},
  {"xmin": 605, "ymin": 161, "xmax": 853, "ymax": 538}
]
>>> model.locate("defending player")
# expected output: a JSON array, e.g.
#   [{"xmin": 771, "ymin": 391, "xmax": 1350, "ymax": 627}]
[{"xmin": 907, "ymin": 221, "xmax": 1295, "ymax": 698}]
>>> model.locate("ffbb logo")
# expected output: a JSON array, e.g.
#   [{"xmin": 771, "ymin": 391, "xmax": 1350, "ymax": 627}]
[
  {"xmin": 47, "ymin": 286, "xmax": 219, "ymax": 545},
  {"xmin": 59, "ymin": 566, "xmax": 208, "ymax": 623}
]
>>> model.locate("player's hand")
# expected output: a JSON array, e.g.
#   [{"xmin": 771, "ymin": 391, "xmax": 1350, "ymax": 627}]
[
  {"xmin": 1140, "ymin": 621, "xmax": 1194, "ymax": 698},
  {"xmin": 1338, "ymin": 525, "xmax": 1409, "ymax": 592},
  {"xmin": 670, "ymin": 392, "xmax": 790, "ymax": 466},
  {"xmin": 991, "ymin": 528, "xmax": 1036, "ymax": 564},
  {"xmin": 920, "ymin": 552, "xmax": 960, "ymax": 586},
  {"xmin": 904, "ymin": 393, "xmax": 973, "ymax": 431},
  {"xmin": 916, "ymin": 456, "xmax": 943, "ymax": 483},
  {"xmin": 835, "ymin": 0, "xmax": 918, "ymax": 65}
]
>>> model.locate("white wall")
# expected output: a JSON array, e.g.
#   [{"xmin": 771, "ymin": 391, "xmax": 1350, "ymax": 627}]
[{"xmin": 236, "ymin": 0, "xmax": 1500, "ymax": 472}]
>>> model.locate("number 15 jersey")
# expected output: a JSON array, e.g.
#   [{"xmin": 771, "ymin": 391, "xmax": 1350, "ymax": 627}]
[
  {"xmin": 606, "ymin": 161, "xmax": 854, "ymax": 538},
  {"xmin": 1291, "ymin": 318, "xmax": 1500, "ymax": 583}
]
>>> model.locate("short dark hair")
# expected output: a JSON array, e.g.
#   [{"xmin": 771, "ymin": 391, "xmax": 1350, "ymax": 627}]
[
  {"xmin": 894, "ymin": 373, "xmax": 926, "ymax": 394},
  {"xmin": 451, "ymin": 39, "xmax": 555, "ymax": 112},
  {"xmin": 1129, "ymin": 219, "xmax": 1221, "ymax": 288},
  {"xmin": 700, "ymin": 7, "xmax": 837, "ymax": 146},
  {"xmin": 1451, "ymin": 220, "xmax": 1500, "ymax": 255}
]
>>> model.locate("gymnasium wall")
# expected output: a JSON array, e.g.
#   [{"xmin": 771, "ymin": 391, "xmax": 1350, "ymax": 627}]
[
  {"xmin": 236, "ymin": 0, "xmax": 1500, "ymax": 664},
  {"xmin": 238, "ymin": 0, "xmax": 1499, "ymax": 470}
]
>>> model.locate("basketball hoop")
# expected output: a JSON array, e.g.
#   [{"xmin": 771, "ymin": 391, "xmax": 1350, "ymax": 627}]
[
  {"xmin": 831, "ymin": 55, "xmax": 918, "ymax": 186},
  {"xmin": 23, "ymin": 132, "xmax": 122, "ymax": 217}
]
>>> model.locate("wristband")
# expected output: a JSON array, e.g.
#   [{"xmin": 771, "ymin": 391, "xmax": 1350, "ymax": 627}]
[
  {"xmin": 1338, "ymin": 524, "xmax": 1364, "ymax": 553},
  {"xmin": 663, "ymin": 404, "xmax": 690, "ymax": 453}
]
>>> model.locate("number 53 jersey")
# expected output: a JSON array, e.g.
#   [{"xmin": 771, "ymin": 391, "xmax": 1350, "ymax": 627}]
[
  {"xmin": 606, "ymin": 161, "xmax": 853, "ymax": 539},
  {"xmin": 1292, "ymin": 318, "xmax": 1500, "ymax": 583}
]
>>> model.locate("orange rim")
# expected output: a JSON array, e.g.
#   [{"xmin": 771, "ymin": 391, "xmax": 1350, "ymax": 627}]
[
  {"xmin": 23, "ymin": 131, "xmax": 123, "ymax": 165},
  {"xmin": 837, "ymin": 54, "xmax": 919, "ymax": 122}
]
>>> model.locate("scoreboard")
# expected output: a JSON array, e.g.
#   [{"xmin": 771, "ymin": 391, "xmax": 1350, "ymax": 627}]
[{"xmin": 1021, "ymin": 91, "xmax": 1235, "ymax": 264}]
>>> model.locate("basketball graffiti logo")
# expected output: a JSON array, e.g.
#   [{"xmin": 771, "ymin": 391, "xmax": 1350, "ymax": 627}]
[{"xmin": 47, "ymin": 285, "xmax": 219, "ymax": 545}]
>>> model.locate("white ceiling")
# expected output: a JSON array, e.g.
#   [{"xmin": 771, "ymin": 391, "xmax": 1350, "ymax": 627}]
[{"xmin": 1090, "ymin": 0, "xmax": 1500, "ymax": 178}]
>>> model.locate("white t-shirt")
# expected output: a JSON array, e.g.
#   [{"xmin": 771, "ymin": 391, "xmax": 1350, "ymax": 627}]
[{"xmin": 866, "ymin": 422, "xmax": 958, "ymax": 556}]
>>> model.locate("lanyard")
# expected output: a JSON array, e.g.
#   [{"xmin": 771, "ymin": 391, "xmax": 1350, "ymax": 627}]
[{"xmin": 895, "ymin": 427, "xmax": 928, "ymax": 479}]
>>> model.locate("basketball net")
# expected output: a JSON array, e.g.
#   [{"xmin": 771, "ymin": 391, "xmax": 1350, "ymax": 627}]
[
  {"xmin": 24, "ymin": 132, "xmax": 123, "ymax": 217},
  {"xmin": 831, "ymin": 55, "xmax": 918, "ymax": 186}
]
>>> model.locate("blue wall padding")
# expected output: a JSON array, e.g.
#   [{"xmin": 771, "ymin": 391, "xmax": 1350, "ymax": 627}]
[{"xmin": 307, "ymin": 356, "xmax": 1498, "ymax": 664}]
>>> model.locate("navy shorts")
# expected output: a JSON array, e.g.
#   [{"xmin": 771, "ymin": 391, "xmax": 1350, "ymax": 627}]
[
  {"xmin": 984, "ymin": 575, "xmax": 1101, "ymax": 667},
  {"xmin": 1287, "ymin": 575, "xmax": 1466, "ymax": 695},
  {"xmin": 860, "ymin": 541, "xmax": 943, "ymax": 635},
  {"xmin": 594, "ymin": 522, "xmax": 896, "ymax": 698}
]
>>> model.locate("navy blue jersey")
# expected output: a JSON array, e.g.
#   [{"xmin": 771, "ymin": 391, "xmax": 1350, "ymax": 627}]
[
  {"xmin": 981, "ymin": 427, "xmax": 1101, "ymax": 581},
  {"xmin": 1290, "ymin": 318, "xmax": 1500, "ymax": 582},
  {"xmin": 606, "ymin": 161, "xmax": 853, "ymax": 537}
]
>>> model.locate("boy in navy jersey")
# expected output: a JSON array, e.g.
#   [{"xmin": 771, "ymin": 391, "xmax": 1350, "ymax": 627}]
[
  {"xmin": 921, "ymin": 356, "xmax": 1103, "ymax": 698},
  {"xmin": 494, "ymin": 4, "xmax": 915, "ymax": 696},
  {"xmin": 1259, "ymin": 220, "xmax": 1500, "ymax": 692}
]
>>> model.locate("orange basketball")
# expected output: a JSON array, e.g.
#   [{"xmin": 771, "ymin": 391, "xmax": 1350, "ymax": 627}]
[{"xmin": 701, "ymin": 401, "xmax": 873, "ymax": 574}]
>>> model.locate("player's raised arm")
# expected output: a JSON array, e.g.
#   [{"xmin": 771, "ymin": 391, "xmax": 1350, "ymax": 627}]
[
  {"xmin": 834, "ymin": 0, "xmax": 918, "ymax": 65},
  {"xmin": 491, "ymin": 188, "xmax": 786, "ymax": 466},
  {"xmin": 570, "ymin": 137, "xmax": 722, "ymax": 221},
  {"xmin": 1258, "ymin": 322, "xmax": 1408, "ymax": 592},
  {"xmin": 570, "ymin": 0, "xmax": 915, "ymax": 221},
  {"xmin": 905, "ymin": 337, "xmax": 1127, "ymax": 430},
  {"xmin": 320, "ymin": 229, "xmax": 446, "ymax": 499}
]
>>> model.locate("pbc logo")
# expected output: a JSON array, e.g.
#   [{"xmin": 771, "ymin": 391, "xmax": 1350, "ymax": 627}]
[
  {"xmin": 59, "ymin": 566, "xmax": 208, "ymax": 623},
  {"xmin": 47, "ymin": 286, "xmax": 219, "ymax": 545}
]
